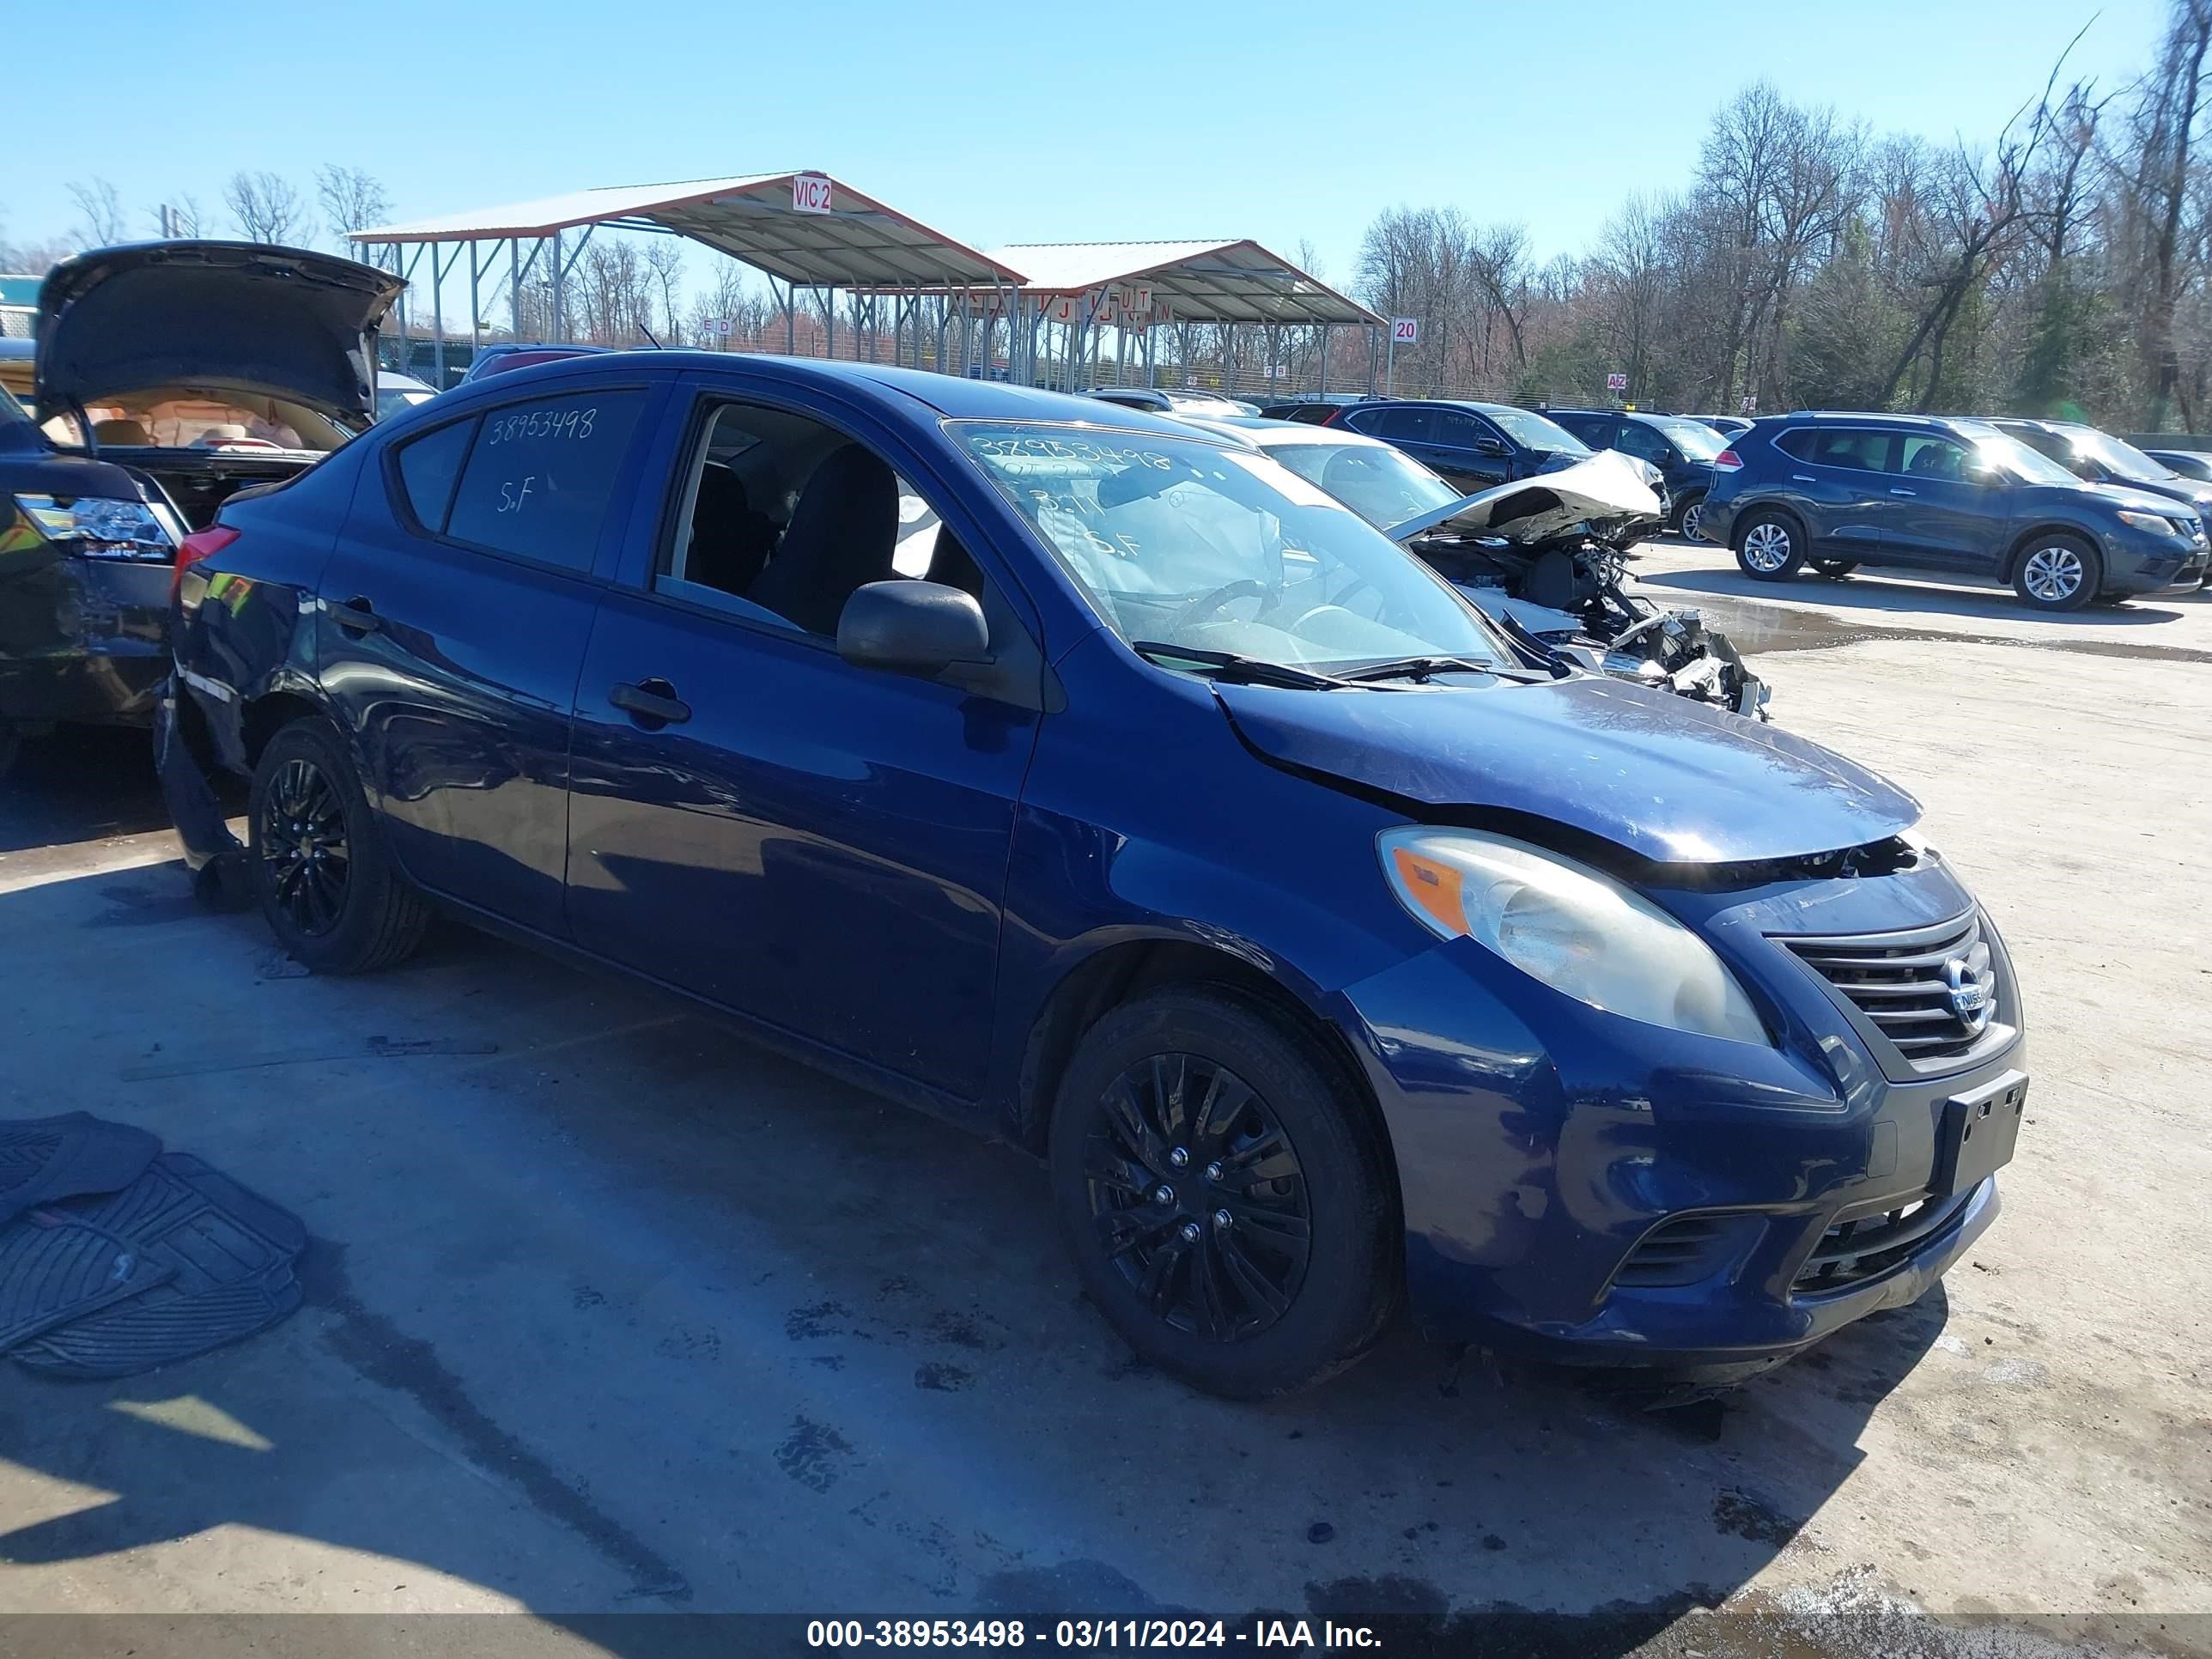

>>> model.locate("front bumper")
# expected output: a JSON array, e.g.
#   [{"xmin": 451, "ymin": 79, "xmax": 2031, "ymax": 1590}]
[
  {"xmin": 2102, "ymin": 526, "xmax": 2204, "ymax": 593},
  {"xmin": 1333, "ymin": 854, "xmax": 2023, "ymax": 1379}
]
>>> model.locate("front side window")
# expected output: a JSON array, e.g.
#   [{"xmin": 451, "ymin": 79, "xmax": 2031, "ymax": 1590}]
[
  {"xmin": 956, "ymin": 422, "xmax": 1504, "ymax": 672},
  {"xmin": 1613, "ymin": 422, "xmax": 1673, "ymax": 465},
  {"xmin": 1897, "ymin": 434, "xmax": 1970, "ymax": 481},
  {"xmin": 1432, "ymin": 410, "xmax": 1501, "ymax": 452},
  {"xmin": 442, "ymin": 390, "xmax": 647, "ymax": 570}
]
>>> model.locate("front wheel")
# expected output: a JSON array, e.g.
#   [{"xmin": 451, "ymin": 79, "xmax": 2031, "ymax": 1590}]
[
  {"xmin": 1811, "ymin": 557, "xmax": 1860, "ymax": 579},
  {"xmin": 1674, "ymin": 495, "xmax": 1708, "ymax": 543},
  {"xmin": 248, "ymin": 718, "xmax": 430, "ymax": 974},
  {"xmin": 2012, "ymin": 535, "xmax": 2102, "ymax": 612},
  {"xmin": 1048, "ymin": 988, "xmax": 1398, "ymax": 1399},
  {"xmin": 1734, "ymin": 513, "xmax": 1804, "ymax": 580}
]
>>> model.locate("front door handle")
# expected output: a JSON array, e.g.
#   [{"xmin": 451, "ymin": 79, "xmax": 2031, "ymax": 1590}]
[
  {"xmin": 1889, "ymin": 487, "xmax": 1917, "ymax": 497},
  {"xmin": 609, "ymin": 678, "xmax": 691, "ymax": 726},
  {"xmin": 1791, "ymin": 474, "xmax": 1817, "ymax": 483},
  {"xmin": 327, "ymin": 596, "xmax": 381, "ymax": 634}
]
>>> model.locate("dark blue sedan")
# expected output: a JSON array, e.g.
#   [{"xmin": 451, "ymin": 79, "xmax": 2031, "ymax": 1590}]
[{"xmin": 158, "ymin": 353, "xmax": 2027, "ymax": 1398}]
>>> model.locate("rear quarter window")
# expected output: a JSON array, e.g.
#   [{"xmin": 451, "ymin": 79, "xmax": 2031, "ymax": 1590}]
[
  {"xmin": 441, "ymin": 390, "xmax": 647, "ymax": 570},
  {"xmin": 392, "ymin": 417, "xmax": 476, "ymax": 532}
]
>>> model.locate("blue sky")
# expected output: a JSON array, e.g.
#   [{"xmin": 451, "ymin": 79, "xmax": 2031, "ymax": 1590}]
[{"xmin": 3, "ymin": 0, "xmax": 2170, "ymax": 292}]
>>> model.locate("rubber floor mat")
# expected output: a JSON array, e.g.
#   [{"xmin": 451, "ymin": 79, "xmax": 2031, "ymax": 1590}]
[
  {"xmin": 0, "ymin": 1113, "xmax": 160, "ymax": 1226},
  {"xmin": 0, "ymin": 1153, "xmax": 306, "ymax": 1376}
]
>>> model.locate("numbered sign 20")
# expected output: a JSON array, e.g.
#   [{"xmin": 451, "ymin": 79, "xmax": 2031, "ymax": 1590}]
[
  {"xmin": 1392, "ymin": 318, "xmax": 1419, "ymax": 344},
  {"xmin": 791, "ymin": 174, "xmax": 834, "ymax": 215}
]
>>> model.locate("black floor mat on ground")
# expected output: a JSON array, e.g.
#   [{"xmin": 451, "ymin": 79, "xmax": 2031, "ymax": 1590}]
[
  {"xmin": 0, "ymin": 1113, "xmax": 161, "ymax": 1226},
  {"xmin": 0, "ymin": 1153, "xmax": 306, "ymax": 1377}
]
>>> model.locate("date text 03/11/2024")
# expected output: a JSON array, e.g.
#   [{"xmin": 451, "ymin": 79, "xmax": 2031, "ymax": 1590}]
[{"xmin": 805, "ymin": 1619, "xmax": 1384, "ymax": 1649}]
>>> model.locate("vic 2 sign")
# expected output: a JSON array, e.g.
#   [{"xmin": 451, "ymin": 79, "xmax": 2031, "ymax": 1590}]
[
  {"xmin": 1392, "ymin": 318, "xmax": 1419, "ymax": 344},
  {"xmin": 791, "ymin": 174, "xmax": 834, "ymax": 215}
]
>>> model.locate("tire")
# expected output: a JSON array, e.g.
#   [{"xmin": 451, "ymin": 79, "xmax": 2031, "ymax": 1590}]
[
  {"xmin": 1734, "ymin": 512, "xmax": 1804, "ymax": 580},
  {"xmin": 247, "ymin": 718, "xmax": 430, "ymax": 974},
  {"xmin": 1048, "ymin": 988, "xmax": 1398, "ymax": 1400},
  {"xmin": 1674, "ymin": 494, "xmax": 1708, "ymax": 543},
  {"xmin": 1811, "ymin": 557, "xmax": 1860, "ymax": 579},
  {"xmin": 2011, "ymin": 533, "xmax": 2102, "ymax": 612}
]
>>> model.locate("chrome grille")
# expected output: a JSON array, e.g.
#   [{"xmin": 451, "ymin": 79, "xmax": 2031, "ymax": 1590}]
[{"xmin": 1779, "ymin": 912, "xmax": 1993, "ymax": 1063}]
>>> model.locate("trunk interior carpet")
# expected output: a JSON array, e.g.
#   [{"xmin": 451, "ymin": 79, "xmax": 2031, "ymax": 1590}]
[
  {"xmin": 0, "ymin": 1112, "xmax": 161, "ymax": 1226},
  {"xmin": 0, "ymin": 1137, "xmax": 307, "ymax": 1377}
]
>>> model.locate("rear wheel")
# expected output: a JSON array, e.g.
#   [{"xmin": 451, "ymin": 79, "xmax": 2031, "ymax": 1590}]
[
  {"xmin": 1811, "ymin": 557, "xmax": 1860, "ymax": 579},
  {"xmin": 1734, "ymin": 513, "xmax": 1804, "ymax": 580},
  {"xmin": 248, "ymin": 719, "xmax": 430, "ymax": 974},
  {"xmin": 1048, "ymin": 988, "xmax": 1397, "ymax": 1399},
  {"xmin": 2012, "ymin": 534, "xmax": 2101, "ymax": 612}
]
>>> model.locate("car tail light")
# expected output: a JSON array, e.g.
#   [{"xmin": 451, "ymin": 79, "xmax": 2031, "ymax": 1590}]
[
  {"xmin": 172, "ymin": 524, "xmax": 240, "ymax": 599},
  {"xmin": 1712, "ymin": 448, "xmax": 1743, "ymax": 471}
]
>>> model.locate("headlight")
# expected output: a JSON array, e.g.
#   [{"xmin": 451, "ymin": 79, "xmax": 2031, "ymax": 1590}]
[
  {"xmin": 13, "ymin": 493, "xmax": 183, "ymax": 560},
  {"xmin": 1378, "ymin": 826, "xmax": 1769, "ymax": 1044},
  {"xmin": 2116, "ymin": 507, "xmax": 2186, "ymax": 538}
]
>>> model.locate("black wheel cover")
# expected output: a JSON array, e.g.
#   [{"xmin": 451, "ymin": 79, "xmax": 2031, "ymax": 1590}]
[
  {"xmin": 1083, "ymin": 1054, "xmax": 1311, "ymax": 1342},
  {"xmin": 258, "ymin": 757, "xmax": 351, "ymax": 937}
]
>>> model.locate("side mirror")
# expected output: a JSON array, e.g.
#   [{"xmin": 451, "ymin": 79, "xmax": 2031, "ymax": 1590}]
[
  {"xmin": 1473, "ymin": 436, "xmax": 1510, "ymax": 458},
  {"xmin": 836, "ymin": 580, "xmax": 989, "ymax": 677}
]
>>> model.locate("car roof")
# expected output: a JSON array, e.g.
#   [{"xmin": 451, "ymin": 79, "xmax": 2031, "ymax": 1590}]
[
  {"xmin": 1208, "ymin": 417, "xmax": 1393, "ymax": 448},
  {"xmin": 427, "ymin": 349, "xmax": 1212, "ymax": 436},
  {"xmin": 1775, "ymin": 410, "xmax": 1960, "ymax": 429}
]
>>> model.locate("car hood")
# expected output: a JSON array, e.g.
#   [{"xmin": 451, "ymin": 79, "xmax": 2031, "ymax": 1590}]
[
  {"xmin": 1387, "ymin": 450, "xmax": 1662, "ymax": 544},
  {"xmin": 2099, "ymin": 474, "xmax": 2212, "ymax": 517},
  {"xmin": 36, "ymin": 241, "xmax": 404, "ymax": 422},
  {"xmin": 1215, "ymin": 674, "xmax": 1919, "ymax": 863}
]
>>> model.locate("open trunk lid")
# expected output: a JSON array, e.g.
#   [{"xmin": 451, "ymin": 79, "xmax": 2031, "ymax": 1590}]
[{"xmin": 35, "ymin": 241, "xmax": 403, "ymax": 423}]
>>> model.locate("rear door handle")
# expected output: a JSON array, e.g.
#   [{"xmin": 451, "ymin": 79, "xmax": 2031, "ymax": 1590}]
[
  {"xmin": 327, "ymin": 596, "xmax": 381, "ymax": 634},
  {"xmin": 1889, "ymin": 488, "xmax": 1917, "ymax": 497},
  {"xmin": 609, "ymin": 678, "xmax": 691, "ymax": 726}
]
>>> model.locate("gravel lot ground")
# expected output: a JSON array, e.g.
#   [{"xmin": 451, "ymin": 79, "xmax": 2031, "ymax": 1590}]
[{"xmin": 0, "ymin": 547, "xmax": 2205, "ymax": 1657}]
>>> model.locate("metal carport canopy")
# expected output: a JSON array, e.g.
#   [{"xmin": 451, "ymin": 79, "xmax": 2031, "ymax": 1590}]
[
  {"xmin": 350, "ymin": 173, "xmax": 1026, "ymax": 289},
  {"xmin": 988, "ymin": 240, "xmax": 1380, "ymax": 325}
]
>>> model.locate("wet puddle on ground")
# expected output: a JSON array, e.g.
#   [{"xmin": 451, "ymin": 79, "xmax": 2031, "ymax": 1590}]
[{"xmin": 1656, "ymin": 593, "xmax": 2212, "ymax": 665}]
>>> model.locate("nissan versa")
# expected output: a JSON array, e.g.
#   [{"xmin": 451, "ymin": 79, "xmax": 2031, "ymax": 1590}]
[{"xmin": 159, "ymin": 355, "xmax": 2027, "ymax": 1399}]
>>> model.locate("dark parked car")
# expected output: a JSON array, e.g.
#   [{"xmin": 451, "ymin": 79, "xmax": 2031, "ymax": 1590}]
[
  {"xmin": 0, "ymin": 240, "xmax": 398, "ymax": 776},
  {"xmin": 1256, "ymin": 394, "xmax": 1372, "ymax": 425},
  {"xmin": 161, "ymin": 354, "xmax": 2023, "ymax": 1398},
  {"xmin": 1545, "ymin": 407, "xmax": 1728, "ymax": 538},
  {"xmin": 1990, "ymin": 418, "xmax": 2212, "ymax": 536},
  {"xmin": 1324, "ymin": 398, "xmax": 1597, "ymax": 494},
  {"xmin": 2145, "ymin": 447, "xmax": 2212, "ymax": 484},
  {"xmin": 1690, "ymin": 414, "xmax": 1753, "ymax": 438},
  {"xmin": 1700, "ymin": 413, "xmax": 2209, "ymax": 611},
  {"xmin": 458, "ymin": 342, "xmax": 614, "ymax": 384}
]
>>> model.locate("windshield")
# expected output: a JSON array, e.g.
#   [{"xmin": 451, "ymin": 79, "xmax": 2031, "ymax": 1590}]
[
  {"xmin": 2068, "ymin": 427, "xmax": 2179, "ymax": 484},
  {"xmin": 1971, "ymin": 430, "xmax": 2082, "ymax": 486},
  {"xmin": 1267, "ymin": 441, "xmax": 1462, "ymax": 529},
  {"xmin": 956, "ymin": 422, "xmax": 1505, "ymax": 672},
  {"xmin": 1659, "ymin": 420, "xmax": 1727, "ymax": 460},
  {"xmin": 1484, "ymin": 406, "xmax": 1589, "ymax": 455}
]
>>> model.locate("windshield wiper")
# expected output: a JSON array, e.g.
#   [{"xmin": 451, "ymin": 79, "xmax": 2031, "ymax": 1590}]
[
  {"xmin": 1488, "ymin": 611, "xmax": 1579, "ymax": 678},
  {"xmin": 1335, "ymin": 653, "xmax": 1528, "ymax": 684},
  {"xmin": 1129, "ymin": 641, "xmax": 1350, "ymax": 690}
]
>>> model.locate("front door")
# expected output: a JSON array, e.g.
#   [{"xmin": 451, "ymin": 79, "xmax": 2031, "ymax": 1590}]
[
  {"xmin": 1881, "ymin": 432, "xmax": 2009, "ymax": 572},
  {"xmin": 1425, "ymin": 409, "xmax": 1515, "ymax": 490},
  {"xmin": 317, "ymin": 378, "xmax": 664, "ymax": 934},
  {"xmin": 564, "ymin": 383, "xmax": 1042, "ymax": 1100}
]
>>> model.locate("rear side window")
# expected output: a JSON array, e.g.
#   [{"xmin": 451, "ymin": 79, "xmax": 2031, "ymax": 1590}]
[
  {"xmin": 392, "ymin": 417, "xmax": 475, "ymax": 532},
  {"xmin": 1778, "ymin": 426, "xmax": 1893, "ymax": 471},
  {"xmin": 441, "ymin": 391, "xmax": 647, "ymax": 569},
  {"xmin": 1349, "ymin": 405, "xmax": 1432, "ymax": 442}
]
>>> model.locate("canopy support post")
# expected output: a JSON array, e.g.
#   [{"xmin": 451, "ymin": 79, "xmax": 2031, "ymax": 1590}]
[
  {"xmin": 1318, "ymin": 324, "xmax": 1330, "ymax": 398},
  {"xmin": 467, "ymin": 241, "xmax": 483, "ymax": 361},
  {"xmin": 429, "ymin": 243, "xmax": 447, "ymax": 386}
]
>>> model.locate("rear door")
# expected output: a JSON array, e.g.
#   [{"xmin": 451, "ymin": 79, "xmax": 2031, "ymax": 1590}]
[
  {"xmin": 317, "ymin": 376, "xmax": 665, "ymax": 935},
  {"xmin": 1882, "ymin": 432, "xmax": 2010, "ymax": 572},
  {"xmin": 564, "ymin": 375, "xmax": 1043, "ymax": 1101},
  {"xmin": 1771, "ymin": 426, "xmax": 1893, "ymax": 558}
]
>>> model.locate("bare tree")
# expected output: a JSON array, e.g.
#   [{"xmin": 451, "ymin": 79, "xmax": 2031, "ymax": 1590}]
[
  {"xmin": 223, "ymin": 171, "xmax": 304, "ymax": 245},
  {"xmin": 146, "ymin": 195, "xmax": 207, "ymax": 238},
  {"xmin": 65, "ymin": 179, "xmax": 128, "ymax": 246},
  {"xmin": 643, "ymin": 240, "xmax": 685, "ymax": 342},
  {"xmin": 315, "ymin": 166, "xmax": 392, "ymax": 254}
]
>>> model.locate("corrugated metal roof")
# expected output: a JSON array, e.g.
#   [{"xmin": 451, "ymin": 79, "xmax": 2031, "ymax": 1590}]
[
  {"xmin": 351, "ymin": 174, "xmax": 1024, "ymax": 289},
  {"xmin": 989, "ymin": 240, "xmax": 1379, "ymax": 325}
]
